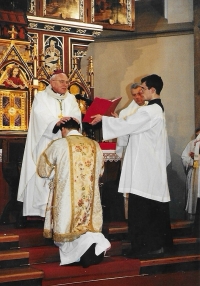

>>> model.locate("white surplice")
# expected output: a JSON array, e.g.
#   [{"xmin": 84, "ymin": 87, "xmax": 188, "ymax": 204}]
[
  {"xmin": 17, "ymin": 85, "xmax": 81, "ymax": 217},
  {"xmin": 116, "ymin": 100, "xmax": 147, "ymax": 158},
  {"xmin": 102, "ymin": 103, "xmax": 171, "ymax": 203}
]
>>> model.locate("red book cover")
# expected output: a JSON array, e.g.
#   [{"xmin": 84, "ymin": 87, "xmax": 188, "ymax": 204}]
[
  {"xmin": 82, "ymin": 96, "xmax": 122, "ymax": 123},
  {"xmin": 99, "ymin": 142, "xmax": 116, "ymax": 150}
]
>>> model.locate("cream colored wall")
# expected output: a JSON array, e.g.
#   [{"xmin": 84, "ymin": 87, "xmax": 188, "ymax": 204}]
[
  {"xmin": 166, "ymin": 0, "xmax": 193, "ymax": 23},
  {"xmin": 82, "ymin": 33, "xmax": 194, "ymax": 219}
]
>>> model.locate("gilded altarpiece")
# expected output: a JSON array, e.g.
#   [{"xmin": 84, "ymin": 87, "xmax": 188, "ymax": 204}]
[
  {"xmin": 0, "ymin": 6, "xmax": 104, "ymax": 225},
  {"xmin": 0, "ymin": 40, "xmax": 33, "ymax": 131},
  {"xmin": 0, "ymin": 90, "xmax": 28, "ymax": 131}
]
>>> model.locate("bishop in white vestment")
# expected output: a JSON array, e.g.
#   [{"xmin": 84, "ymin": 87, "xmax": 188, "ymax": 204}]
[{"xmin": 17, "ymin": 72, "xmax": 81, "ymax": 217}]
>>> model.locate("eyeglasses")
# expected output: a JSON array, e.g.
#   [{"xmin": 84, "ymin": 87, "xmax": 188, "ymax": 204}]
[{"xmin": 52, "ymin": 80, "xmax": 69, "ymax": 84}]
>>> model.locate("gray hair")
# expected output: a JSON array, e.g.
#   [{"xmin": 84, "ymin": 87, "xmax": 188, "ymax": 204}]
[{"xmin": 130, "ymin": 83, "xmax": 141, "ymax": 90}]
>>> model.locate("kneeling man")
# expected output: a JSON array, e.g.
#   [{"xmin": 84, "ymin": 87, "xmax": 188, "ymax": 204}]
[{"xmin": 37, "ymin": 118, "xmax": 110, "ymax": 267}]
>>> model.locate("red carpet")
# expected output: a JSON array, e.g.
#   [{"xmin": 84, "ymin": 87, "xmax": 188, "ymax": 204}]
[
  {"xmin": 26, "ymin": 245, "xmax": 60, "ymax": 264},
  {"xmin": 32, "ymin": 256, "xmax": 140, "ymax": 286},
  {"xmin": 0, "ymin": 223, "xmax": 141, "ymax": 285},
  {"xmin": 40, "ymin": 271, "xmax": 199, "ymax": 286},
  {"xmin": 0, "ymin": 223, "xmax": 53, "ymax": 248}
]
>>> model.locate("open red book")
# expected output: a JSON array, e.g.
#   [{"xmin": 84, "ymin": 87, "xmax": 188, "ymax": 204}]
[{"xmin": 82, "ymin": 96, "xmax": 122, "ymax": 123}]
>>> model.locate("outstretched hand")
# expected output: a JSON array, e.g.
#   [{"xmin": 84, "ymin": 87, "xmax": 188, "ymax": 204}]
[{"xmin": 90, "ymin": 114, "xmax": 102, "ymax": 125}]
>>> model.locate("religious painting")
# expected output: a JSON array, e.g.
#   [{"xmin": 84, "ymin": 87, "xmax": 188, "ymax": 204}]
[
  {"xmin": 0, "ymin": 64, "xmax": 29, "ymax": 90},
  {"xmin": 0, "ymin": 89, "xmax": 29, "ymax": 131},
  {"xmin": 43, "ymin": 0, "xmax": 84, "ymax": 21},
  {"xmin": 43, "ymin": 35, "xmax": 64, "ymax": 75},
  {"xmin": 92, "ymin": 0, "xmax": 135, "ymax": 31}
]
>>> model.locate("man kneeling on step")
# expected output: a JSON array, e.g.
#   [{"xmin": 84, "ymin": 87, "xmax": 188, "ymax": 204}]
[{"xmin": 37, "ymin": 118, "xmax": 110, "ymax": 267}]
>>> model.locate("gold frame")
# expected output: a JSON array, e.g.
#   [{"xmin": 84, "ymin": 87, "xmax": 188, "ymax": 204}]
[
  {"xmin": 0, "ymin": 89, "xmax": 29, "ymax": 131},
  {"xmin": 91, "ymin": 0, "xmax": 135, "ymax": 31}
]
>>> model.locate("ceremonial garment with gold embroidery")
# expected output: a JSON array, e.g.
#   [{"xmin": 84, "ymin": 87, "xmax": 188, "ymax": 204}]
[{"xmin": 37, "ymin": 131, "xmax": 104, "ymax": 242}]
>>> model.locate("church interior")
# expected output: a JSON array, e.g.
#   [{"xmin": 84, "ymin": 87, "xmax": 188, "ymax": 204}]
[{"xmin": 0, "ymin": 0, "xmax": 199, "ymax": 285}]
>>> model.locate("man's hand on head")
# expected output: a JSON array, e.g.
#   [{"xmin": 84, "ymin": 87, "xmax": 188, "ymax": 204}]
[{"xmin": 56, "ymin": 117, "xmax": 71, "ymax": 126}]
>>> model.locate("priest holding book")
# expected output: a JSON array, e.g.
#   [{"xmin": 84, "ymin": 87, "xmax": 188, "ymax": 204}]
[{"xmin": 90, "ymin": 74, "xmax": 173, "ymax": 258}]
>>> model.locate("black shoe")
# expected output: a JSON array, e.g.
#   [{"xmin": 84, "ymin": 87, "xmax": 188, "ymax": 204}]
[
  {"xmin": 137, "ymin": 247, "xmax": 164, "ymax": 259},
  {"xmin": 80, "ymin": 244, "xmax": 104, "ymax": 268},
  {"xmin": 147, "ymin": 247, "xmax": 164, "ymax": 255}
]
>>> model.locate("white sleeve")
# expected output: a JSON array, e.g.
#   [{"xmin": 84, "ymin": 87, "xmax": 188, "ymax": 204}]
[{"xmin": 102, "ymin": 108, "xmax": 151, "ymax": 141}]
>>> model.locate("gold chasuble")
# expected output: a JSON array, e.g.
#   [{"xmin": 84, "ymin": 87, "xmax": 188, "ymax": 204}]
[{"xmin": 38, "ymin": 134, "xmax": 104, "ymax": 243}]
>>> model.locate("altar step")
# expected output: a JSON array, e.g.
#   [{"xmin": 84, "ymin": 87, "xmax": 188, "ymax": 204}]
[
  {"xmin": 0, "ymin": 231, "xmax": 140, "ymax": 285},
  {"xmin": 0, "ymin": 220, "xmax": 199, "ymax": 285},
  {"xmin": 103, "ymin": 220, "xmax": 194, "ymax": 239},
  {"xmin": 0, "ymin": 267, "xmax": 43, "ymax": 286}
]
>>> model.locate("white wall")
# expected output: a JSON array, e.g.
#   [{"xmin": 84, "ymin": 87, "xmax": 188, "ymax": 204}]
[
  {"xmin": 82, "ymin": 33, "xmax": 194, "ymax": 219},
  {"xmin": 166, "ymin": 0, "xmax": 193, "ymax": 23}
]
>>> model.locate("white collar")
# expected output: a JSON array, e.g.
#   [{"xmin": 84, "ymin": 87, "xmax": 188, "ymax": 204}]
[
  {"xmin": 67, "ymin": 130, "xmax": 82, "ymax": 136},
  {"xmin": 46, "ymin": 84, "xmax": 68, "ymax": 100}
]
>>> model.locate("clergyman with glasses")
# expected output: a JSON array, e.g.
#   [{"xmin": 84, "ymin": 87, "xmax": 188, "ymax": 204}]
[{"xmin": 17, "ymin": 70, "xmax": 81, "ymax": 227}]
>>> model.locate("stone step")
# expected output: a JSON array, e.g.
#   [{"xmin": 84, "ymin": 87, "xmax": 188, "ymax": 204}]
[
  {"xmin": 0, "ymin": 266, "xmax": 43, "ymax": 285},
  {"xmin": 0, "ymin": 249, "xmax": 29, "ymax": 269}
]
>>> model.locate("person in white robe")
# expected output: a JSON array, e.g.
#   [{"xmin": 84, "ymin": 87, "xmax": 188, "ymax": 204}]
[
  {"xmin": 17, "ymin": 71, "xmax": 81, "ymax": 219},
  {"xmin": 113, "ymin": 83, "xmax": 148, "ymax": 219},
  {"xmin": 90, "ymin": 74, "xmax": 173, "ymax": 257},
  {"xmin": 37, "ymin": 118, "xmax": 111, "ymax": 267},
  {"xmin": 181, "ymin": 128, "xmax": 200, "ymax": 221}
]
